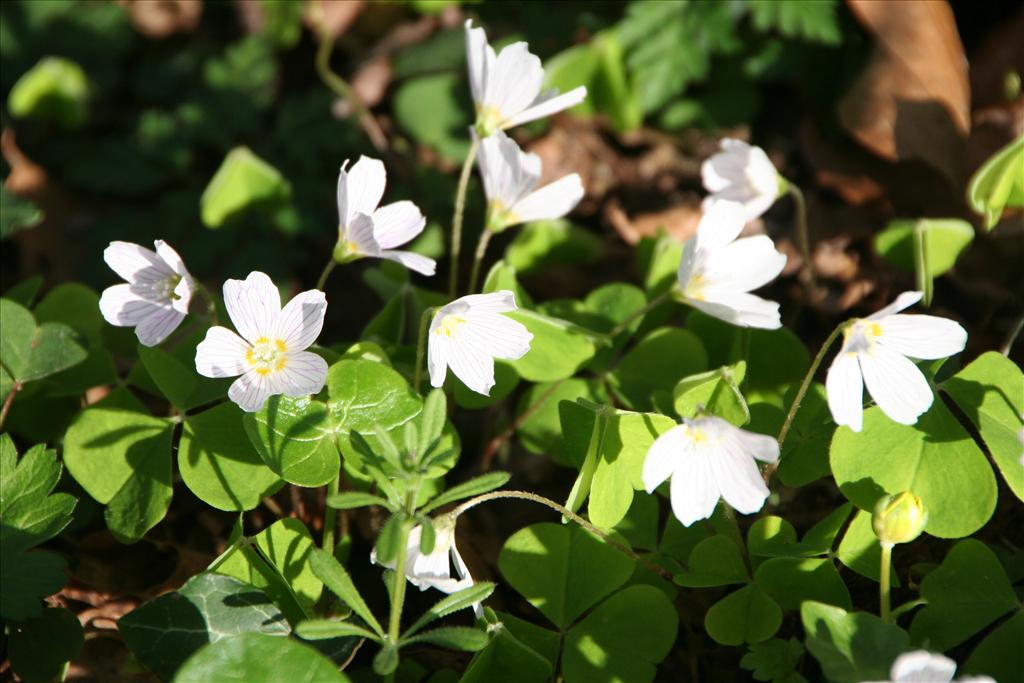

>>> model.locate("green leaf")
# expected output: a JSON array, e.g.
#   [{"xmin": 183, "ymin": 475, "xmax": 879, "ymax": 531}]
[
  {"xmin": 740, "ymin": 638, "xmax": 807, "ymax": 683},
  {"xmin": 836, "ymin": 509, "xmax": 899, "ymax": 585},
  {"xmin": 404, "ymin": 626, "xmax": 489, "ymax": 651},
  {"xmin": 775, "ymin": 382, "xmax": 835, "ymax": 487},
  {"xmin": 964, "ymin": 610, "xmax": 1024, "ymax": 683},
  {"xmin": 673, "ymin": 361, "xmax": 749, "ymax": 424},
  {"xmin": 244, "ymin": 395, "xmax": 338, "ymax": 487},
  {"xmin": 801, "ymin": 601, "xmax": 910, "ymax": 683},
  {"xmin": 517, "ymin": 378, "xmax": 595, "ymax": 462},
  {"xmin": 120, "ymin": 573, "xmax": 290, "ymax": 682},
  {"xmin": 460, "ymin": 621, "xmax": 554, "ymax": 683},
  {"xmin": 62, "ymin": 408, "xmax": 173, "ymax": 543},
  {"xmin": 393, "ymin": 73, "xmax": 471, "ymax": 163},
  {"xmin": 129, "ymin": 333, "xmax": 230, "ymax": 408},
  {"xmin": 831, "ymin": 403, "xmax": 997, "ymax": 538},
  {"xmin": 137, "ymin": 344, "xmax": 199, "ymax": 409},
  {"xmin": 200, "ymin": 146, "xmax": 292, "ymax": 229},
  {"xmin": 909, "ymin": 539, "xmax": 1019, "ymax": 650},
  {"xmin": 1, "ymin": 298, "xmax": 88, "ymax": 384},
  {"xmin": 7, "ymin": 56, "xmax": 89, "ymax": 126},
  {"xmin": 419, "ymin": 472, "xmax": 510, "ymax": 514},
  {"xmin": 747, "ymin": 516, "xmax": 798, "ymax": 561},
  {"xmin": 178, "ymin": 403, "xmax": 284, "ymax": 511},
  {"xmin": 875, "ymin": 219, "xmax": 974, "ymax": 303},
  {"xmin": 505, "ymin": 219, "xmax": 605, "ymax": 274},
  {"xmin": 562, "ymin": 585, "xmax": 678, "ymax": 683},
  {"xmin": 506, "ymin": 309, "xmax": 598, "ymax": 382},
  {"xmin": 748, "ymin": 0, "xmax": 841, "ymax": 44},
  {"xmin": 405, "ymin": 582, "xmax": 496, "ymax": 638},
  {"xmin": 327, "ymin": 491, "xmax": 391, "ymax": 511},
  {"xmin": 754, "ymin": 558, "xmax": 852, "ymax": 611},
  {"xmin": 674, "ymin": 535, "xmax": 749, "ymax": 587},
  {"xmin": 452, "ymin": 361, "xmax": 520, "ymax": 409},
  {"xmin": 498, "ymin": 522, "xmax": 635, "ymax": 629},
  {"xmin": 0, "ymin": 436, "xmax": 76, "ymax": 550},
  {"xmin": 943, "ymin": 351, "xmax": 1024, "ymax": 501},
  {"xmin": 295, "ymin": 619, "xmax": 379, "ymax": 641},
  {"xmin": 3, "ymin": 277, "xmax": 43, "ymax": 308},
  {"xmin": 33, "ymin": 284, "xmax": 117, "ymax": 394},
  {"xmin": 639, "ymin": 234, "xmax": 684, "ymax": 294},
  {"xmin": 211, "ymin": 546, "xmax": 306, "ymax": 626},
  {"xmin": 967, "ymin": 135, "xmax": 1024, "ymax": 229},
  {"xmin": 705, "ymin": 584, "xmax": 782, "ymax": 646},
  {"xmin": 418, "ymin": 388, "xmax": 447, "ymax": 454},
  {"xmin": 609, "ymin": 327, "xmax": 708, "ymax": 411},
  {"xmin": 173, "ymin": 632, "xmax": 349, "ymax": 683},
  {"xmin": 310, "ymin": 548, "xmax": 385, "ymax": 637},
  {"xmin": 252, "ymin": 518, "xmax": 324, "ymax": 616},
  {"xmin": 0, "ymin": 186, "xmax": 43, "ymax": 240},
  {"xmin": 0, "ymin": 547, "xmax": 67, "ymax": 620},
  {"xmin": 7, "ymin": 607, "xmax": 84, "ymax": 683}
]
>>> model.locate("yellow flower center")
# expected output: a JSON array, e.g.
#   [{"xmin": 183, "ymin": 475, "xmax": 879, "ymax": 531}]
[
  {"xmin": 434, "ymin": 314, "xmax": 466, "ymax": 338},
  {"xmin": 475, "ymin": 106, "xmax": 505, "ymax": 138},
  {"xmin": 842, "ymin": 319, "xmax": 884, "ymax": 355},
  {"xmin": 684, "ymin": 273, "xmax": 709, "ymax": 301},
  {"xmin": 246, "ymin": 337, "xmax": 288, "ymax": 376}
]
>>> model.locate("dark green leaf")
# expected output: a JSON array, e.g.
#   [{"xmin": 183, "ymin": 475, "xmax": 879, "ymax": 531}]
[
  {"xmin": 244, "ymin": 395, "xmax": 338, "ymax": 487},
  {"xmin": 327, "ymin": 491, "xmax": 391, "ymax": 510},
  {"xmin": 173, "ymin": 632, "xmax": 349, "ymax": 683},
  {"xmin": 675, "ymin": 535, "xmax": 749, "ymax": 587},
  {"xmin": 705, "ymin": 584, "xmax": 782, "ymax": 646},
  {"xmin": 7, "ymin": 607, "xmax": 84, "ymax": 683},
  {"xmin": 801, "ymin": 601, "xmax": 909, "ymax": 683},
  {"xmin": 609, "ymin": 327, "xmax": 708, "ymax": 411},
  {"xmin": 295, "ymin": 619, "xmax": 380, "ymax": 642},
  {"xmin": 310, "ymin": 548, "xmax": 384, "ymax": 637},
  {"xmin": 404, "ymin": 582, "xmax": 495, "ymax": 638},
  {"xmin": 403, "ymin": 626, "xmax": 489, "ymax": 651}
]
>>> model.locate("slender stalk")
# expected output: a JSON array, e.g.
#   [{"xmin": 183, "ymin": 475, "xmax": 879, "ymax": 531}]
[
  {"xmin": 879, "ymin": 542, "xmax": 894, "ymax": 623},
  {"xmin": 1001, "ymin": 312, "xmax": 1024, "ymax": 356},
  {"xmin": 467, "ymin": 227, "xmax": 494, "ymax": 294},
  {"xmin": 765, "ymin": 320, "xmax": 849, "ymax": 483},
  {"xmin": 451, "ymin": 489, "xmax": 672, "ymax": 580},
  {"xmin": 606, "ymin": 289, "xmax": 673, "ymax": 339},
  {"xmin": 316, "ymin": 260, "xmax": 337, "ymax": 291},
  {"xmin": 913, "ymin": 220, "xmax": 932, "ymax": 306},
  {"xmin": 322, "ymin": 473, "xmax": 340, "ymax": 552},
  {"xmin": 0, "ymin": 381, "xmax": 21, "ymax": 429},
  {"xmin": 789, "ymin": 184, "xmax": 817, "ymax": 291},
  {"xmin": 261, "ymin": 495, "xmax": 285, "ymax": 518},
  {"xmin": 413, "ymin": 307, "xmax": 435, "ymax": 393},
  {"xmin": 447, "ymin": 137, "xmax": 481, "ymax": 297},
  {"xmin": 313, "ymin": 15, "xmax": 387, "ymax": 151},
  {"xmin": 386, "ymin": 489, "xmax": 418, "ymax": 646}
]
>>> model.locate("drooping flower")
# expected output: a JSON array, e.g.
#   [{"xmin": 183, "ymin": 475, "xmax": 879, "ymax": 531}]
[
  {"xmin": 702, "ymin": 138, "xmax": 782, "ymax": 222},
  {"xmin": 826, "ymin": 291, "xmax": 967, "ymax": 432},
  {"xmin": 195, "ymin": 271, "xmax": 328, "ymax": 413},
  {"xmin": 465, "ymin": 20, "xmax": 587, "ymax": 137},
  {"xmin": 864, "ymin": 650, "xmax": 994, "ymax": 683},
  {"xmin": 428, "ymin": 291, "xmax": 532, "ymax": 396},
  {"xmin": 335, "ymin": 156, "xmax": 436, "ymax": 276},
  {"xmin": 477, "ymin": 130, "xmax": 584, "ymax": 232},
  {"xmin": 99, "ymin": 240, "xmax": 195, "ymax": 347},
  {"xmin": 642, "ymin": 415, "xmax": 779, "ymax": 527},
  {"xmin": 676, "ymin": 200, "xmax": 787, "ymax": 329}
]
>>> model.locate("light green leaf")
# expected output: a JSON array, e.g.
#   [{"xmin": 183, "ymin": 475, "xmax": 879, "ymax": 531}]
[
  {"xmin": 404, "ymin": 582, "xmax": 496, "ymax": 638},
  {"xmin": 754, "ymin": 558, "xmax": 851, "ymax": 611},
  {"xmin": 609, "ymin": 327, "xmax": 707, "ymax": 411},
  {"xmin": 460, "ymin": 620, "xmax": 554, "ymax": 683},
  {"xmin": 967, "ymin": 135, "xmax": 1024, "ymax": 229},
  {"xmin": 801, "ymin": 601, "xmax": 910, "ymax": 683},
  {"xmin": 639, "ymin": 234, "xmax": 684, "ymax": 294},
  {"xmin": 7, "ymin": 56, "xmax": 89, "ymax": 126},
  {"xmin": 748, "ymin": 0, "xmax": 841, "ymax": 44},
  {"xmin": 830, "ymin": 403, "xmax": 997, "ymax": 538},
  {"xmin": 326, "ymin": 491, "xmax": 391, "ymax": 511},
  {"xmin": 875, "ymin": 218, "xmax": 973, "ymax": 277},
  {"xmin": 562, "ymin": 585, "xmax": 678, "ymax": 683},
  {"xmin": 62, "ymin": 408, "xmax": 173, "ymax": 543},
  {"xmin": 836, "ymin": 509, "xmax": 899, "ymax": 585},
  {"xmin": 7, "ymin": 607, "xmax": 84, "ymax": 683},
  {"xmin": 506, "ymin": 309, "xmax": 598, "ymax": 382},
  {"xmin": 393, "ymin": 73, "xmax": 470, "ymax": 163},
  {"xmin": 506, "ymin": 219, "xmax": 604, "ymax": 274},
  {"xmin": 295, "ymin": 619, "xmax": 379, "ymax": 641},
  {"xmin": 252, "ymin": 518, "xmax": 323, "ymax": 616},
  {"xmin": 403, "ymin": 626, "xmax": 489, "ymax": 651},
  {"xmin": 310, "ymin": 548, "xmax": 385, "ymax": 637},
  {"xmin": 178, "ymin": 403, "xmax": 284, "ymax": 511},
  {"xmin": 137, "ymin": 344, "xmax": 199, "ymax": 409},
  {"xmin": 498, "ymin": 522, "xmax": 635, "ymax": 629},
  {"xmin": 675, "ymin": 535, "xmax": 749, "ymax": 587},
  {"xmin": 1, "ymin": 298, "xmax": 88, "ymax": 384},
  {"xmin": 673, "ymin": 361, "xmax": 749, "ymax": 424},
  {"xmin": 481, "ymin": 260, "xmax": 534, "ymax": 309},
  {"xmin": 119, "ymin": 573, "xmax": 290, "ymax": 682},
  {"xmin": 943, "ymin": 351, "xmax": 1024, "ymax": 501},
  {"xmin": 517, "ymin": 378, "xmax": 595, "ymax": 462},
  {"xmin": 0, "ymin": 187, "xmax": 43, "ymax": 240},
  {"xmin": 200, "ymin": 146, "xmax": 292, "ymax": 229},
  {"xmin": 244, "ymin": 395, "xmax": 338, "ymax": 487},
  {"xmin": 705, "ymin": 584, "xmax": 782, "ymax": 646},
  {"xmin": 173, "ymin": 632, "xmax": 349, "ymax": 683},
  {"xmin": 419, "ymin": 472, "xmax": 510, "ymax": 514},
  {"xmin": 0, "ymin": 436, "xmax": 76, "ymax": 550},
  {"xmin": 909, "ymin": 539, "xmax": 1019, "ymax": 651}
]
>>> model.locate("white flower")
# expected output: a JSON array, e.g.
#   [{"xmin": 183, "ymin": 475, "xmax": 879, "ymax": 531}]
[
  {"xmin": 194, "ymin": 272, "xmax": 328, "ymax": 413},
  {"xmin": 677, "ymin": 200, "xmax": 787, "ymax": 329},
  {"xmin": 465, "ymin": 20, "xmax": 587, "ymax": 136},
  {"xmin": 372, "ymin": 519, "xmax": 476, "ymax": 595},
  {"xmin": 864, "ymin": 650, "xmax": 994, "ymax": 683},
  {"xmin": 99, "ymin": 240, "xmax": 195, "ymax": 347},
  {"xmin": 477, "ymin": 130, "xmax": 584, "ymax": 232},
  {"xmin": 826, "ymin": 291, "xmax": 967, "ymax": 432},
  {"xmin": 428, "ymin": 291, "xmax": 532, "ymax": 396},
  {"xmin": 702, "ymin": 138, "xmax": 781, "ymax": 222},
  {"xmin": 642, "ymin": 415, "xmax": 779, "ymax": 527},
  {"xmin": 335, "ymin": 156, "xmax": 435, "ymax": 276}
]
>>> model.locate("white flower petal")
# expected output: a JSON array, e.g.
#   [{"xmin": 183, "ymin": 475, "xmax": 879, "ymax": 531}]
[
  {"xmin": 478, "ymin": 131, "xmax": 540, "ymax": 208},
  {"xmin": 464, "ymin": 20, "xmax": 489, "ymax": 106},
  {"xmin": 509, "ymin": 173, "xmax": 584, "ymax": 224},
  {"xmin": 696, "ymin": 200, "xmax": 749, "ymax": 250},
  {"xmin": 99, "ymin": 284, "xmax": 160, "ymax": 326},
  {"xmin": 859, "ymin": 345, "xmax": 934, "ymax": 426},
  {"xmin": 380, "ymin": 250, "xmax": 437, "ymax": 276},
  {"xmin": 134, "ymin": 306, "xmax": 186, "ymax": 347},
  {"xmin": 372, "ymin": 200, "xmax": 426, "ymax": 249},
  {"xmin": 154, "ymin": 240, "xmax": 189, "ymax": 278},
  {"xmin": 461, "ymin": 313, "xmax": 532, "ymax": 360},
  {"xmin": 688, "ymin": 291, "xmax": 782, "ymax": 329},
  {"xmin": 195, "ymin": 326, "xmax": 250, "ymax": 378},
  {"xmin": 456, "ymin": 290, "xmax": 518, "ymax": 315},
  {"xmin": 485, "ymin": 42, "xmax": 544, "ymax": 125},
  {"xmin": 701, "ymin": 139, "xmax": 779, "ymax": 221},
  {"xmin": 223, "ymin": 271, "xmax": 281, "ymax": 344},
  {"xmin": 104, "ymin": 241, "xmax": 172, "ymax": 282},
  {"xmin": 643, "ymin": 424, "xmax": 688, "ymax": 493},
  {"xmin": 866, "ymin": 291, "xmax": 923, "ymax": 321},
  {"xmin": 275, "ymin": 290, "xmax": 326, "ymax": 350},
  {"xmin": 345, "ymin": 212, "xmax": 381, "ymax": 256},
  {"xmin": 826, "ymin": 351, "xmax": 865, "ymax": 432},
  {"xmin": 171, "ymin": 272, "xmax": 194, "ymax": 314},
  {"xmin": 729, "ymin": 428, "xmax": 780, "ymax": 464},
  {"xmin": 889, "ymin": 651, "xmax": 956, "ymax": 683},
  {"xmin": 427, "ymin": 330, "xmax": 449, "ymax": 388},
  {"xmin": 877, "ymin": 314, "xmax": 967, "ymax": 360},
  {"xmin": 279, "ymin": 351, "xmax": 328, "ymax": 397},
  {"xmin": 702, "ymin": 138, "xmax": 754, "ymax": 192},
  {"xmin": 228, "ymin": 370, "xmax": 276, "ymax": 413},
  {"xmin": 446, "ymin": 334, "xmax": 497, "ymax": 396},
  {"xmin": 339, "ymin": 156, "xmax": 386, "ymax": 226},
  {"xmin": 701, "ymin": 235, "xmax": 786, "ymax": 293},
  {"xmin": 677, "ymin": 239, "xmax": 699, "ymax": 292},
  {"xmin": 713, "ymin": 439, "xmax": 771, "ymax": 515},
  {"xmin": 501, "ymin": 86, "xmax": 588, "ymax": 129},
  {"xmin": 669, "ymin": 449, "xmax": 720, "ymax": 527}
]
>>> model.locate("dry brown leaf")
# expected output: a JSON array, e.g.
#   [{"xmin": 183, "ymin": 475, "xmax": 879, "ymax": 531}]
[
  {"xmin": 840, "ymin": 0, "xmax": 970, "ymax": 187},
  {"xmin": 351, "ymin": 55, "xmax": 392, "ymax": 109},
  {"xmin": 605, "ymin": 197, "xmax": 702, "ymax": 245},
  {"xmin": 304, "ymin": 0, "xmax": 364, "ymax": 39},
  {"xmin": 122, "ymin": 0, "xmax": 202, "ymax": 39}
]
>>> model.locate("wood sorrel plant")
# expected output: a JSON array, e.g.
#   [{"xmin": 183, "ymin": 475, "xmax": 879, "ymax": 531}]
[{"xmin": 1, "ymin": 16, "xmax": 1020, "ymax": 683}]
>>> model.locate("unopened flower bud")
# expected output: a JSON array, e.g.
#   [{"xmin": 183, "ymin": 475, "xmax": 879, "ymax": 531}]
[{"xmin": 872, "ymin": 491, "xmax": 927, "ymax": 546}]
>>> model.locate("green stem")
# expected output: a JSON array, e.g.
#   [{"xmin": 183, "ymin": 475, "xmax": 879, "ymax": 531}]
[
  {"xmin": 316, "ymin": 260, "xmax": 337, "ymax": 291},
  {"xmin": 450, "ymin": 489, "xmax": 672, "ymax": 580},
  {"xmin": 0, "ymin": 381, "xmax": 21, "ymax": 430},
  {"xmin": 766, "ymin": 320, "xmax": 849, "ymax": 482},
  {"xmin": 913, "ymin": 220, "xmax": 932, "ymax": 306},
  {"xmin": 788, "ymin": 183, "xmax": 816, "ymax": 291},
  {"xmin": 413, "ymin": 307, "xmax": 435, "ymax": 393},
  {"xmin": 880, "ymin": 542, "xmax": 893, "ymax": 623},
  {"xmin": 467, "ymin": 227, "xmax": 494, "ymax": 294},
  {"xmin": 447, "ymin": 136, "xmax": 481, "ymax": 297},
  {"xmin": 386, "ymin": 489, "xmax": 419, "ymax": 645},
  {"xmin": 322, "ymin": 473, "xmax": 340, "ymax": 552},
  {"xmin": 606, "ymin": 289, "xmax": 673, "ymax": 339}
]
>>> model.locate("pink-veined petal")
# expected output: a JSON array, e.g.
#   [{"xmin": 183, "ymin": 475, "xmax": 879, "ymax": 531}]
[
  {"xmin": 223, "ymin": 271, "xmax": 281, "ymax": 345},
  {"xmin": 195, "ymin": 326, "xmax": 249, "ymax": 378},
  {"xmin": 134, "ymin": 306, "xmax": 186, "ymax": 347},
  {"xmin": 279, "ymin": 351, "xmax": 328, "ymax": 397},
  {"xmin": 826, "ymin": 351, "xmax": 864, "ymax": 432},
  {"xmin": 877, "ymin": 314, "xmax": 967, "ymax": 360},
  {"xmin": 154, "ymin": 240, "xmax": 189, "ymax": 278},
  {"xmin": 228, "ymin": 370, "xmax": 275, "ymax": 413},
  {"xmin": 275, "ymin": 290, "xmax": 326, "ymax": 350},
  {"xmin": 485, "ymin": 42, "xmax": 544, "ymax": 124},
  {"xmin": 859, "ymin": 345, "xmax": 934, "ymax": 426},
  {"xmin": 99, "ymin": 284, "xmax": 160, "ymax": 327},
  {"xmin": 104, "ymin": 241, "xmax": 172, "ymax": 282},
  {"xmin": 688, "ymin": 291, "xmax": 782, "ymax": 330},
  {"xmin": 379, "ymin": 250, "xmax": 437, "ymax": 276},
  {"xmin": 460, "ymin": 313, "xmax": 532, "ymax": 361},
  {"xmin": 339, "ymin": 156, "xmax": 386, "ymax": 226}
]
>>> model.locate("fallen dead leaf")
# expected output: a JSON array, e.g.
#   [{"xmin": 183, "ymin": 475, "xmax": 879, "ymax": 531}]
[
  {"xmin": 122, "ymin": 0, "xmax": 202, "ymax": 39},
  {"xmin": 304, "ymin": 0, "xmax": 364, "ymax": 39},
  {"xmin": 604, "ymin": 196, "xmax": 702, "ymax": 245}
]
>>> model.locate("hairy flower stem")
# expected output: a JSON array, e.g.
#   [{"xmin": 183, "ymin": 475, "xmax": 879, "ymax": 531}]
[
  {"xmin": 766, "ymin": 320, "xmax": 849, "ymax": 482},
  {"xmin": 387, "ymin": 490, "xmax": 418, "ymax": 648},
  {"xmin": 413, "ymin": 307, "xmax": 435, "ymax": 393},
  {"xmin": 879, "ymin": 542, "xmax": 894, "ymax": 623},
  {"xmin": 606, "ymin": 289, "xmax": 673, "ymax": 339},
  {"xmin": 316, "ymin": 260, "xmax": 337, "ymax": 291},
  {"xmin": 788, "ymin": 183, "xmax": 817, "ymax": 291},
  {"xmin": 322, "ymin": 474, "xmax": 340, "ymax": 552},
  {"xmin": 448, "ymin": 137, "xmax": 481, "ymax": 297},
  {"xmin": 467, "ymin": 227, "xmax": 494, "ymax": 294},
  {"xmin": 451, "ymin": 489, "xmax": 672, "ymax": 580}
]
